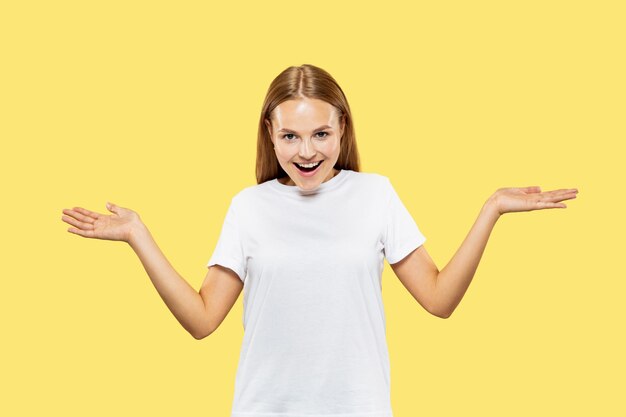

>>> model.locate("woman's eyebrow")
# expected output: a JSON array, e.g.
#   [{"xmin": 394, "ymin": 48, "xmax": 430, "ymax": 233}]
[{"xmin": 278, "ymin": 125, "xmax": 332, "ymax": 133}]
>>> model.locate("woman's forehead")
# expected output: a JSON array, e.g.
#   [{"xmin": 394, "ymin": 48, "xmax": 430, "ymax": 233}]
[{"xmin": 272, "ymin": 99, "xmax": 339, "ymax": 127}]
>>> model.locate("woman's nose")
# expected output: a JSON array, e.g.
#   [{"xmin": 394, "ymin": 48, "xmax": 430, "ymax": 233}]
[{"xmin": 298, "ymin": 138, "xmax": 317, "ymax": 158}]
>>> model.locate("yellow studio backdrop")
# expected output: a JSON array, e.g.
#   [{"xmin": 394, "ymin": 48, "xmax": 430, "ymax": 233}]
[{"xmin": 1, "ymin": 0, "xmax": 623, "ymax": 416}]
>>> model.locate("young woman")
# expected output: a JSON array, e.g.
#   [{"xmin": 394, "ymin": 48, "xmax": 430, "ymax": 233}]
[{"xmin": 61, "ymin": 64, "xmax": 579, "ymax": 417}]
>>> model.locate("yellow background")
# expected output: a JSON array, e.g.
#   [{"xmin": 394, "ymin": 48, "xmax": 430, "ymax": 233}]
[{"xmin": 2, "ymin": 0, "xmax": 623, "ymax": 416}]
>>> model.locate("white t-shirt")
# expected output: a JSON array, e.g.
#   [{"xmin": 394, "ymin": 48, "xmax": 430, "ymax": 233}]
[{"xmin": 207, "ymin": 169, "xmax": 426, "ymax": 417}]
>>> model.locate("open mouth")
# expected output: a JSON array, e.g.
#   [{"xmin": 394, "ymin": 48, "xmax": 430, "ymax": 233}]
[{"xmin": 294, "ymin": 160, "xmax": 323, "ymax": 173}]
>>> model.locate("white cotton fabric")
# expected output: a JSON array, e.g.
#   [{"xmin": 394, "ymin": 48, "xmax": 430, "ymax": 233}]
[{"xmin": 207, "ymin": 169, "xmax": 426, "ymax": 417}]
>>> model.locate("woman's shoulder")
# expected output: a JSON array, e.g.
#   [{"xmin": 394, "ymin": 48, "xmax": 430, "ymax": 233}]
[
  {"xmin": 349, "ymin": 170, "xmax": 390, "ymax": 188},
  {"xmin": 229, "ymin": 180, "xmax": 275, "ymax": 204},
  {"xmin": 350, "ymin": 170, "xmax": 388, "ymax": 181}
]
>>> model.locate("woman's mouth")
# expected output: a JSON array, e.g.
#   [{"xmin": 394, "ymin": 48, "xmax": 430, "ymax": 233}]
[{"xmin": 294, "ymin": 160, "xmax": 323, "ymax": 176}]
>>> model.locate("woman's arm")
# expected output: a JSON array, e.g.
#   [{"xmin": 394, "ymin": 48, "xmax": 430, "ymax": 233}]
[
  {"xmin": 390, "ymin": 199, "xmax": 498, "ymax": 318},
  {"xmin": 391, "ymin": 186, "xmax": 578, "ymax": 318},
  {"xmin": 129, "ymin": 223, "xmax": 210, "ymax": 339},
  {"xmin": 62, "ymin": 201, "xmax": 242, "ymax": 339},
  {"xmin": 430, "ymin": 197, "xmax": 500, "ymax": 317}
]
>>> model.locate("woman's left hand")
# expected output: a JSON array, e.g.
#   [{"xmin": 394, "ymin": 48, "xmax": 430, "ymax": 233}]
[{"xmin": 490, "ymin": 186, "xmax": 579, "ymax": 215}]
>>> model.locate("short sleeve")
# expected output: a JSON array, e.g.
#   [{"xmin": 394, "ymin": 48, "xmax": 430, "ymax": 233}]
[
  {"xmin": 382, "ymin": 178, "xmax": 427, "ymax": 264},
  {"xmin": 207, "ymin": 198, "xmax": 247, "ymax": 283}
]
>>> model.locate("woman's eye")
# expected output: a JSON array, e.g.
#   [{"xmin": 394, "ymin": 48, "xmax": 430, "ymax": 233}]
[{"xmin": 281, "ymin": 132, "xmax": 328, "ymax": 140}]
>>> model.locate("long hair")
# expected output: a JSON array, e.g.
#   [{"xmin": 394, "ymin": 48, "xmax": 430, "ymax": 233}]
[{"xmin": 256, "ymin": 64, "xmax": 361, "ymax": 184}]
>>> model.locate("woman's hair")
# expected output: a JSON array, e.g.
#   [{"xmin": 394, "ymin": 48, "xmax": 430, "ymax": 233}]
[{"xmin": 256, "ymin": 64, "xmax": 361, "ymax": 184}]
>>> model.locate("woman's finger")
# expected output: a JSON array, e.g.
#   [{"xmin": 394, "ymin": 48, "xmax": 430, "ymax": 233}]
[
  {"xmin": 61, "ymin": 209, "xmax": 85, "ymax": 224},
  {"xmin": 62, "ymin": 214, "xmax": 94, "ymax": 230},
  {"xmin": 536, "ymin": 200, "xmax": 567, "ymax": 209},
  {"xmin": 546, "ymin": 188, "xmax": 578, "ymax": 196},
  {"xmin": 544, "ymin": 190, "xmax": 578, "ymax": 202},
  {"xmin": 550, "ymin": 189, "xmax": 574, "ymax": 195},
  {"xmin": 72, "ymin": 207, "xmax": 100, "ymax": 220},
  {"xmin": 65, "ymin": 208, "xmax": 96, "ymax": 224},
  {"xmin": 67, "ymin": 227, "xmax": 96, "ymax": 238},
  {"xmin": 556, "ymin": 193, "xmax": 578, "ymax": 202},
  {"xmin": 106, "ymin": 202, "xmax": 119, "ymax": 214}
]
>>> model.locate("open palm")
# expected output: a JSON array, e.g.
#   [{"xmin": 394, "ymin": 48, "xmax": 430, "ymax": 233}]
[
  {"xmin": 61, "ymin": 202, "xmax": 140, "ymax": 242},
  {"xmin": 494, "ymin": 186, "xmax": 579, "ymax": 215}
]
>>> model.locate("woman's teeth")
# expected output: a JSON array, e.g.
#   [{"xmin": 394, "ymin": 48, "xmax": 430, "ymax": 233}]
[
  {"xmin": 294, "ymin": 160, "xmax": 322, "ymax": 172},
  {"xmin": 296, "ymin": 161, "xmax": 321, "ymax": 168}
]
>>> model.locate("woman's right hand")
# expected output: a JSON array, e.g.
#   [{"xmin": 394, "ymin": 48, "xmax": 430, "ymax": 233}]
[{"xmin": 61, "ymin": 202, "xmax": 142, "ymax": 243}]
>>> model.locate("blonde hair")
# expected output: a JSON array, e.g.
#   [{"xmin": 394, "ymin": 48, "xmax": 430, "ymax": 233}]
[{"xmin": 256, "ymin": 64, "xmax": 361, "ymax": 184}]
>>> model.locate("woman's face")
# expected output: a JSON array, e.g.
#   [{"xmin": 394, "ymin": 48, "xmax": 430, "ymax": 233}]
[{"xmin": 266, "ymin": 98, "xmax": 344, "ymax": 190}]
